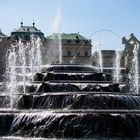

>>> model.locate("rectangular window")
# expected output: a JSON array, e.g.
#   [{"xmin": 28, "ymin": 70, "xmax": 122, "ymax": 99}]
[
  {"xmin": 84, "ymin": 51, "xmax": 88, "ymax": 56},
  {"xmin": 67, "ymin": 51, "xmax": 71, "ymax": 56}
]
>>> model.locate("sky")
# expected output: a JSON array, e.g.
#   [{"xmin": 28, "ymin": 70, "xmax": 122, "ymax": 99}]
[{"xmin": 0, "ymin": 0, "xmax": 140, "ymax": 50}]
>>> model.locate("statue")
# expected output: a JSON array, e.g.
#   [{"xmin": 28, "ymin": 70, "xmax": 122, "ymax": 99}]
[{"xmin": 122, "ymin": 33, "xmax": 140, "ymax": 73}]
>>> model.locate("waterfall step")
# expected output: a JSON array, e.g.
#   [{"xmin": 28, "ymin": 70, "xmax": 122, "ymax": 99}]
[
  {"xmin": 17, "ymin": 93, "xmax": 140, "ymax": 110},
  {"xmin": 16, "ymin": 82, "xmax": 129, "ymax": 93},
  {"xmin": 41, "ymin": 64, "xmax": 99, "ymax": 73},
  {"xmin": 1, "ymin": 109, "xmax": 140, "ymax": 114},
  {"xmin": 0, "ymin": 109, "xmax": 140, "ymax": 138},
  {"xmin": 42, "ymin": 72, "xmax": 113, "ymax": 82},
  {"xmin": 9, "ymin": 112, "xmax": 140, "ymax": 138},
  {"xmin": 47, "ymin": 80, "xmax": 113, "ymax": 83}
]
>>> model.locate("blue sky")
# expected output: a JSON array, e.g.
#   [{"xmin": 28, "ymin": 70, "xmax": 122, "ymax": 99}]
[{"xmin": 0, "ymin": 0, "xmax": 140, "ymax": 50}]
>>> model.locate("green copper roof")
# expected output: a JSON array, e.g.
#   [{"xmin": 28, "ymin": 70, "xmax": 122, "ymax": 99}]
[
  {"xmin": 11, "ymin": 26, "xmax": 43, "ymax": 34},
  {"xmin": 11, "ymin": 25, "xmax": 44, "ymax": 40},
  {"xmin": 47, "ymin": 33, "xmax": 89, "ymax": 40}
]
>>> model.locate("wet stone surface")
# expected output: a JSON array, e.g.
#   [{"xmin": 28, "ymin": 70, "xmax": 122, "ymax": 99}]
[
  {"xmin": 17, "ymin": 93, "xmax": 140, "ymax": 110},
  {"xmin": 0, "ymin": 64, "xmax": 139, "ymax": 139},
  {"xmin": 9, "ymin": 113, "xmax": 140, "ymax": 138}
]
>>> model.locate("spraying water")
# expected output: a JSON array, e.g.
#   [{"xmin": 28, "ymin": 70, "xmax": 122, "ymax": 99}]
[
  {"xmin": 51, "ymin": 3, "xmax": 62, "ymax": 64},
  {"xmin": 95, "ymin": 40, "xmax": 103, "ymax": 72},
  {"xmin": 113, "ymin": 50, "xmax": 122, "ymax": 83},
  {"xmin": 98, "ymin": 41, "xmax": 103, "ymax": 72},
  {"xmin": 129, "ymin": 44, "xmax": 139, "ymax": 94},
  {"xmin": 17, "ymin": 40, "xmax": 26, "ymax": 94},
  {"xmin": 133, "ymin": 44, "xmax": 139, "ymax": 94},
  {"xmin": 5, "ymin": 36, "xmax": 42, "ymax": 109},
  {"xmin": 36, "ymin": 37, "xmax": 42, "ymax": 72},
  {"xmin": 7, "ymin": 48, "xmax": 16, "ymax": 109},
  {"xmin": 28, "ymin": 36, "xmax": 42, "ymax": 80}
]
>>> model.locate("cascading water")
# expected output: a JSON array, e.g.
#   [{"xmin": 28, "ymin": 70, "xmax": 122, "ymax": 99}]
[
  {"xmin": 1, "ymin": 28, "xmax": 140, "ymax": 139},
  {"xmin": 129, "ymin": 44, "xmax": 139, "ymax": 94},
  {"xmin": 2, "ymin": 59, "xmax": 140, "ymax": 139},
  {"xmin": 113, "ymin": 50, "xmax": 122, "ymax": 83}
]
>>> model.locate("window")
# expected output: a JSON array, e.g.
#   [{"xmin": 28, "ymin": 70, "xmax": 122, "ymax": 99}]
[
  {"xmin": 67, "ymin": 39, "xmax": 71, "ymax": 44},
  {"xmin": 67, "ymin": 51, "xmax": 71, "ymax": 56},
  {"xmin": 84, "ymin": 51, "xmax": 88, "ymax": 56}
]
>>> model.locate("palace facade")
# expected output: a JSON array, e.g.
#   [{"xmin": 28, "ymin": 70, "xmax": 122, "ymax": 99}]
[
  {"xmin": 1, "ymin": 23, "xmax": 137, "ymax": 80},
  {"xmin": 0, "ymin": 23, "xmax": 93, "ymax": 79}
]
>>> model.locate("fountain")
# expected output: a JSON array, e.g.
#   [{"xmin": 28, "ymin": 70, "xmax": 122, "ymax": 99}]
[
  {"xmin": 129, "ymin": 44, "xmax": 139, "ymax": 94},
  {"xmin": 93, "ymin": 40, "xmax": 103, "ymax": 72},
  {"xmin": 0, "ymin": 31, "xmax": 140, "ymax": 140},
  {"xmin": 30, "ymin": 36, "xmax": 42, "ymax": 77},
  {"xmin": 3, "ymin": 36, "xmax": 42, "ymax": 109},
  {"xmin": 133, "ymin": 44, "xmax": 139, "ymax": 94},
  {"xmin": 122, "ymin": 33, "xmax": 140, "ymax": 94},
  {"xmin": 46, "ymin": 3, "xmax": 62, "ymax": 64},
  {"xmin": 113, "ymin": 50, "xmax": 122, "ymax": 83},
  {"xmin": 6, "ymin": 63, "xmax": 140, "ymax": 139},
  {"xmin": 7, "ymin": 47, "xmax": 17, "ymax": 109}
]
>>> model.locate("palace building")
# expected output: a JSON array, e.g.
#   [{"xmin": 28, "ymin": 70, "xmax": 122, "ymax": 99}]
[
  {"xmin": 11, "ymin": 22, "xmax": 45, "ymax": 41},
  {"xmin": 46, "ymin": 33, "xmax": 92, "ymax": 64},
  {"xmin": 0, "ymin": 22, "xmax": 132, "ymax": 79}
]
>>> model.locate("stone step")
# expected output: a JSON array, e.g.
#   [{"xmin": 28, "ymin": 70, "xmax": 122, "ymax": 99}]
[
  {"xmin": 9, "ymin": 111, "xmax": 140, "ymax": 138},
  {"xmin": 36, "ymin": 82, "xmax": 129, "ymax": 93},
  {"xmin": 41, "ymin": 64, "xmax": 99, "ymax": 73},
  {"xmin": 43, "ymin": 72, "xmax": 113, "ymax": 82},
  {"xmin": 0, "ymin": 109, "xmax": 139, "ymax": 138},
  {"xmin": 17, "ymin": 93, "xmax": 140, "ymax": 110}
]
